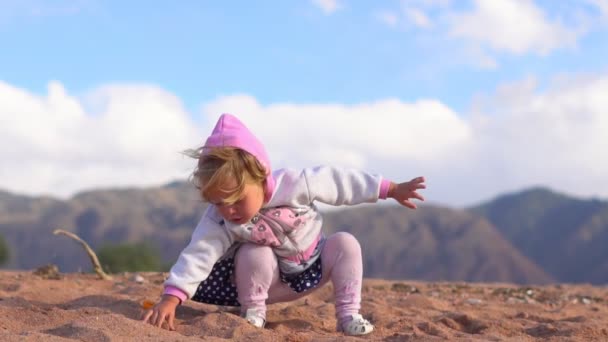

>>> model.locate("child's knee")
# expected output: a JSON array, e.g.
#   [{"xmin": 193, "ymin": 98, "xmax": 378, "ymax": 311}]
[
  {"xmin": 326, "ymin": 232, "xmax": 361, "ymax": 254},
  {"xmin": 235, "ymin": 243, "xmax": 277, "ymax": 271},
  {"xmin": 234, "ymin": 243, "xmax": 278, "ymax": 285}
]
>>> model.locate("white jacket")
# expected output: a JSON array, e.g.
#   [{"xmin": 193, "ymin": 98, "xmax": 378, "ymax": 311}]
[{"xmin": 164, "ymin": 166, "xmax": 384, "ymax": 298}]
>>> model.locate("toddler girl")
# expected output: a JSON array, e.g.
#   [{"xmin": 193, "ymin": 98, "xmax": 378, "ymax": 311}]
[{"xmin": 142, "ymin": 113, "xmax": 425, "ymax": 336}]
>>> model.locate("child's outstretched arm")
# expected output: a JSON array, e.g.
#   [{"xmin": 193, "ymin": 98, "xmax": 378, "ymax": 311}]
[{"xmin": 387, "ymin": 176, "xmax": 426, "ymax": 209}]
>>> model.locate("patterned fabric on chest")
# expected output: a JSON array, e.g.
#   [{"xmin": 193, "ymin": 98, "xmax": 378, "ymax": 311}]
[{"xmin": 246, "ymin": 207, "xmax": 309, "ymax": 246}]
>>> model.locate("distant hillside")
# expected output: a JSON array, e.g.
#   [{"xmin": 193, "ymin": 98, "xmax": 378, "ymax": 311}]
[
  {"xmin": 470, "ymin": 187, "xmax": 608, "ymax": 284},
  {"xmin": 2, "ymin": 183, "xmax": 606, "ymax": 284},
  {"xmin": 0, "ymin": 183, "xmax": 206, "ymax": 273},
  {"xmin": 323, "ymin": 205, "xmax": 553, "ymax": 284}
]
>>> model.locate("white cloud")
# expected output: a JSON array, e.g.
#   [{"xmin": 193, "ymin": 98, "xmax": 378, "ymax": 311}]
[
  {"xmin": 375, "ymin": 10, "xmax": 399, "ymax": 27},
  {"xmin": 404, "ymin": 7, "xmax": 432, "ymax": 28},
  {"xmin": 1, "ymin": 75, "xmax": 607, "ymax": 206},
  {"xmin": 448, "ymin": 0, "xmax": 579, "ymax": 56},
  {"xmin": 586, "ymin": 0, "xmax": 608, "ymax": 18},
  {"xmin": 201, "ymin": 96, "xmax": 471, "ymax": 171},
  {"xmin": 465, "ymin": 74, "xmax": 608, "ymax": 203},
  {"xmin": 29, "ymin": 0, "xmax": 93, "ymax": 17},
  {"xmin": 0, "ymin": 0, "xmax": 94, "ymax": 23},
  {"xmin": 0, "ymin": 81, "xmax": 199, "ymax": 197},
  {"xmin": 197, "ymin": 78, "xmax": 608, "ymax": 205},
  {"xmin": 421, "ymin": 0, "xmax": 452, "ymax": 7},
  {"xmin": 375, "ymin": 0, "xmax": 601, "ymax": 69},
  {"xmin": 311, "ymin": 0, "xmax": 342, "ymax": 15},
  {"xmin": 375, "ymin": 1, "xmax": 443, "ymax": 29},
  {"xmin": 466, "ymin": 45, "xmax": 499, "ymax": 70},
  {"xmin": 402, "ymin": 0, "xmax": 452, "ymax": 9}
]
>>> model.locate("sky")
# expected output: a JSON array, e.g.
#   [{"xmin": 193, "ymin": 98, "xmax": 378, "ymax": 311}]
[{"xmin": 1, "ymin": 0, "xmax": 607, "ymax": 207}]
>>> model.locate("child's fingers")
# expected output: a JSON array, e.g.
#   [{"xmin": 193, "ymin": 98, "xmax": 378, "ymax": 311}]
[
  {"xmin": 401, "ymin": 199, "xmax": 417, "ymax": 209},
  {"xmin": 141, "ymin": 309, "xmax": 153, "ymax": 322},
  {"xmin": 412, "ymin": 183, "xmax": 426, "ymax": 190},
  {"xmin": 412, "ymin": 192, "xmax": 425, "ymax": 201},
  {"xmin": 412, "ymin": 176, "xmax": 425, "ymax": 183},
  {"xmin": 154, "ymin": 312, "xmax": 167, "ymax": 328},
  {"xmin": 150, "ymin": 311, "xmax": 161, "ymax": 327},
  {"xmin": 168, "ymin": 314, "xmax": 176, "ymax": 331},
  {"xmin": 406, "ymin": 178, "xmax": 426, "ymax": 191}
]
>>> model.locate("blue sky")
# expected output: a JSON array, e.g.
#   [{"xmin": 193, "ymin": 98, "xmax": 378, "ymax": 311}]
[
  {"xmin": 3, "ymin": 0, "xmax": 605, "ymax": 111},
  {"xmin": 1, "ymin": 0, "xmax": 607, "ymax": 206}
]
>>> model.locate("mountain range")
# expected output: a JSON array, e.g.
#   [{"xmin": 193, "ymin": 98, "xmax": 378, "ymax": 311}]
[{"xmin": 1, "ymin": 183, "xmax": 606, "ymax": 285}]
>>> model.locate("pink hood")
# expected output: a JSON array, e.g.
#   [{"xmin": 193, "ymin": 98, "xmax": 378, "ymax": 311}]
[{"xmin": 204, "ymin": 113, "xmax": 275, "ymax": 202}]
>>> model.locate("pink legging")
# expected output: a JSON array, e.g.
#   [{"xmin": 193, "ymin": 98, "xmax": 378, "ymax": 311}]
[{"xmin": 234, "ymin": 232, "xmax": 363, "ymax": 327}]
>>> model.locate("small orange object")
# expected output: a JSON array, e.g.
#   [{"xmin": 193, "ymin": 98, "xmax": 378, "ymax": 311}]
[{"xmin": 142, "ymin": 299, "xmax": 155, "ymax": 310}]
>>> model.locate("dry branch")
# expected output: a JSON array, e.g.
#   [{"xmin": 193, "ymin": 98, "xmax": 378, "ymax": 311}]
[{"xmin": 53, "ymin": 229, "xmax": 113, "ymax": 280}]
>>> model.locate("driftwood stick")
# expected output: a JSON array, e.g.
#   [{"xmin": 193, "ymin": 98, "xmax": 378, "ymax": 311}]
[{"xmin": 53, "ymin": 229, "xmax": 113, "ymax": 280}]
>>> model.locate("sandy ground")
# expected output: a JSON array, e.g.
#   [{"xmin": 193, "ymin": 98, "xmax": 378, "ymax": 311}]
[{"xmin": 1, "ymin": 267, "xmax": 607, "ymax": 341}]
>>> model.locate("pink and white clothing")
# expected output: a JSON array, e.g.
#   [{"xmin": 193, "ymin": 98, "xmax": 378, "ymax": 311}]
[{"xmin": 163, "ymin": 114, "xmax": 391, "ymax": 325}]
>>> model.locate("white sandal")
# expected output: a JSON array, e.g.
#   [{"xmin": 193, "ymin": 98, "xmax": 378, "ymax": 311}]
[
  {"xmin": 242, "ymin": 308, "xmax": 266, "ymax": 328},
  {"xmin": 339, "ymin": 314, "xmax": 374, "ymax": 336}
]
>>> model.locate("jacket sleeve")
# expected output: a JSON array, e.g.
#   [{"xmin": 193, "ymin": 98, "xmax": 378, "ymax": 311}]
[
  {"xmin": 301, "ymin": 166, "xmax": 383, "ymax": 206},
  {"xmin": 163, "ymin": 206, "xmax": 233, "ymax": 299}
]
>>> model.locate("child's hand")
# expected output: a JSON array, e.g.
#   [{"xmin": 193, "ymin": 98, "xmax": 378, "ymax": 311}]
[
  {"xmin": 141, "ymin": 294, "xmax": 180, "ymax": 331},
  {"xmin": 388, "ymin": 176, "xmax": 426, "ymax": 209}
]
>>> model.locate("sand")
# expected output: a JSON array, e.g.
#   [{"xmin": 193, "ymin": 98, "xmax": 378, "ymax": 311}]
[{"xmin": 1, "ymin": 267, "xmax": 607, "ymax": 341}]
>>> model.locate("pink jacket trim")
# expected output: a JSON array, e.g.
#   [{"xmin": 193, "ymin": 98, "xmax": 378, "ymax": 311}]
[
  {"xmin": 163, "ymin": 285, "xmax": 188, "ymax": 304},
  {"xmin": 379, "ymin": 178, "xmax": 391, "ymax": 199}
]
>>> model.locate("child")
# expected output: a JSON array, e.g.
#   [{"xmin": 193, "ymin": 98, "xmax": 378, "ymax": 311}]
[{"xmin": 142, "ymin": 113, "xmax": 426, "ymax": 336}]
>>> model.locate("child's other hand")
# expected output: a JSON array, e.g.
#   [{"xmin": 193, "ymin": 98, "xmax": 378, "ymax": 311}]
[
  {"xmin": 141, "ymin": 294, "xmax": 180, "ymax": 331},
  {"xmin": 388, "ymin": 176, "xmax": 426, "ymax": 209}
]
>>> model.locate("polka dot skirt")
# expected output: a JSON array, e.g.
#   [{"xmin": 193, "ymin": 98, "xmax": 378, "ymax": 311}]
[
  {"xmin": 190, "ymin": 256, "xmax": 323, "ymax": 307},
  {"xmin": 191, "ymin": 258, "xmax": 239, "ymax": 306},
  {"xmin": 280, "ymin": 258, "xmax": 322, "ymax": 293}
]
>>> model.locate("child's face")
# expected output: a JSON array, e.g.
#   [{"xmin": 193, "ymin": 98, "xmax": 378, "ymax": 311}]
[{"xmin": 207, "ymin": 178, "xmax": 265, "ymax": 225}]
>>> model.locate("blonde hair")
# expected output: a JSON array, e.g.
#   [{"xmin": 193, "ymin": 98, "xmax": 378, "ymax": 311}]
[{"xmin": 183, "ymin": 146, "xmax": 267, "ymax": 204}]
